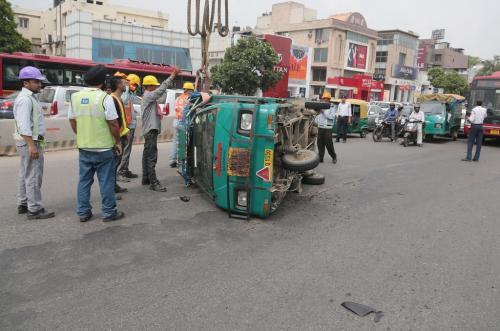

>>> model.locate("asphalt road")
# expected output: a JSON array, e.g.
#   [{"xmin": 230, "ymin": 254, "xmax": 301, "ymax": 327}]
[{"xmin": 1, "ymin": 137, "xmax": 499, "ymax": 330}]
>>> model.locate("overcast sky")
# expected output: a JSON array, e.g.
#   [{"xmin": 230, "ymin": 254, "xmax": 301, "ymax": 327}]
[{"xmin": 11, "ymin": 0, "xmax": 499, "ymax": 59}]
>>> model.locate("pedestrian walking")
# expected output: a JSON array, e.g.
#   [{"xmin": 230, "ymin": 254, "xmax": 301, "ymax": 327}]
[
  {"xmin": 462, "ymin": 100, "xmax": 487, "ymax": 162},
  {"xmin": 141, "ymin": 68, "xmax": 180, "ymax": 192},
  {"xmin": 13, "ymin": 66, "xmax": 55, "ymax": 220},
  {"xmin": 315, "ymin": 91, "xmax": 337, "ymax": 164},
  {"xmin": 118, "ymin": 73, "xmax": 141, "ymax": 179},
  {"xmin": 336, "ymin": 96, "xmax": 352, "ymax": 143},
  {"xmin": 170, "ymin": 82, "xmax": 194, "ymax": 168},
  {"xmin": 69, "ymin": 65, "xmax": 125, "ymax": 222},
  {"xmin": 109, "ymin": 74, "xmax": 131, "ymax": 194}
]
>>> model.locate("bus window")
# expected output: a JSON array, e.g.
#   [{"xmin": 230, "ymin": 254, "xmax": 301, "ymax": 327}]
[
  {"xmin": 64, "ymin": 68, "xmax": 86, "ymax": 86},
  {"xmin": 42, "ymin": 68, "xmax": 64, "ymax": 85}
]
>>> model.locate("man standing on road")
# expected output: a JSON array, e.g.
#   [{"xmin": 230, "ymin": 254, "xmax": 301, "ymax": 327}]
[
  {"xmin": 335, "ymin": 96, "xmax": 351, "ymax": 143},
  {"xmin": 170, "ymin": 82, "xmax": 194, "ymax": 168},
  {"xmin": 315, "ymin": 91, "xmax": 337, "ymax": 164},
  {"xmin": 118, "ymin": 73, "xmax": 141, "ymax": 179},
  {"xmin": 69, "ymin": 65, "xmax": 125, "ymax": 222},
  {"xmin": 384, "ymin": 103, "xmax": 398, "ymax": 141},
  {"xmin": 13, "ymin": 66, "xmax": 55, "ymax": 220},
  {"xmin": 141, "ymin": 68, "xmax": 180, "ymax": 192},
  {"xmin": 409, "ymin": 104, "xmax": 425, "ymax": 147},
  {"xmin": 462, "ymin": 100, "xmax": 487, "ymax": 162}
]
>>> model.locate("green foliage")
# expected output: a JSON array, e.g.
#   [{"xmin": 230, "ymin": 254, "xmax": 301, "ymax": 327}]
[
  {"xmin": 0, "ymin": 0, "xmax": 32, "ymax": 53},
  {"xmin": 427, "ymin": 67, "xmax": 468, "ymax": 96},
  {"xmin": 477, "ymin": 55, "xmax": 500, "ymax": 76},
  {"xmin": 468, "ymin": 56, "xmax": 481, "ymax": 68},
  {"xmin": 211, "ymin": 36, "xmax": 282, "ymax": 96}
]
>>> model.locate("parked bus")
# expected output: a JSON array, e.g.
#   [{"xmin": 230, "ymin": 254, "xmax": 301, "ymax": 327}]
[
  {"xmin": 469, "ymin": 71, "xmax": 500, "ymax": 113},
  {"xmin": 0, "ymin": 52, "xmax": 195, "ymax": 97}
]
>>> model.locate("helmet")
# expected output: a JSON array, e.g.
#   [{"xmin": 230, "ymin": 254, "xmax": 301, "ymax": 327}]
[
  {"xmin": 143, "ymin": 75, "xmax": 160, "ymax": 86},
  {"xmin": 183, "ymin": 82, "xmax": 195, "ymax": 90},
  {"xmin": 127, "ymin": 73, "xmax": 140, "ymax": 86},
  {"xmin": 321, "ymin": 91, "xmax": 331, "ymax": 100},
  {"xmin": 114, "ymin": 71, "xmax": 127, "ymax": 79},
  {"xmin": 19, "ymin": 66, "xmax": 46, "ymax": 81}
]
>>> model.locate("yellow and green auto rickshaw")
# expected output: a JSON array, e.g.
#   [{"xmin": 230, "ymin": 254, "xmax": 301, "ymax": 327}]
[
  {"xmin": 331, "ymin": 98, "xmax": 369, "ymax": 138},
  {"xmin": 418, "ymin": 94, "xmax": 465, "ymax": 141}
]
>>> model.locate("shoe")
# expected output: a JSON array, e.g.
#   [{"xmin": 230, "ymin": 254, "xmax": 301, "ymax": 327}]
[
  {"xmin": 461, "ymin": 158, "xmax": 472, "ymax": 162},
  {"xmin": 418, "ymin": 144, "xmax": 423, "ymax": 147},
  {"xmin": 115, "ymin": 184, "xmax": 128, "ymax": 193},
  {"xmin": 335, "ymin": 139, "xmax": 340, "ymax": 143},
  {"xmin": 319, "ymin": 159, "xmax": 324, "ymax": 163},
  {"xmin": 79, "ymin": 213, "xmax": 93, "ymax": 222},
  {"xmin": 472, "ymin": 159, "xmax": 479, "ymax": 162},
  {"xmin": 116, "ymin": 174, "xmax": 131, "ymax": 183},
  {"xmin": 169, "ymin": 161, "xmax": 177, "ymax": 168},
  {"xmin": 27, "ymin": 208, "xmax": 55, "ymax": 220},
  {"xmin": 102, "ymin": 211, "xmax": 125, "ymax": 222},
  {"xmin": 142, "ymin": 179, "xmax": 151, "ymax": 186},
  {"xmin": 332, "ymin": 156, "xmax": 337, "ymax": 164},
  {"xmin": 121, "ymin": 170, "xmax": 138, "ymax": 179},
  {"xmin": 150, "ymin": 183, "xmax": 167, "ymax": 192},
  {"xmin": 115, "ymin": 194, "xmax": 123, "ymax": 201},
  {"xmin": 343, "ymin": 140, "xmax": 347, "ymax": 143},
  {"xmin": 18, "ymin": 204, "xmax": 28, "ymax": 214}
]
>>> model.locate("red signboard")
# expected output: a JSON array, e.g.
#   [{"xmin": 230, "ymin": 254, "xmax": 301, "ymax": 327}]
[
  {"xmin": 417, "ymin": 45, "xmax": 427, "ymax": 71},
  {"xmin": 263, "ymin": 34, "xmax": 291, "ymax": 98},
  {"xmin": 346, "ymin": 43, "xmax": 367, "ymax": 70}
]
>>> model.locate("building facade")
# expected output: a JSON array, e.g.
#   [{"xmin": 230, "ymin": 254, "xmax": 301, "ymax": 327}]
[
  {"xmin": 417, "ymin": 39, "xmax": 469, "ymax": 74},
  {"xmin": 375, "ymin": 30, "xmax": 419, "ymax": 102},
  {"xmin": 13, "ymin": 0, "xmax": 201, "ymax": 72},
  {"xmin": 12, "ymin": 6, "xmax": 43, "ymax": 53},
  {"xmin": 255, "ymin": 2, "xmax": 380, "ymax": 100}
]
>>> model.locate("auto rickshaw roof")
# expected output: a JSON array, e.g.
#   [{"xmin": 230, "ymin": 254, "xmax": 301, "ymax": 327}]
[
  {"xmin": 418, "ymin": 94, "xmax": 465, "ymax": 103},
  {"xmin": 331, "ymin": 98, "xmax": 369, "ymax": 105}
]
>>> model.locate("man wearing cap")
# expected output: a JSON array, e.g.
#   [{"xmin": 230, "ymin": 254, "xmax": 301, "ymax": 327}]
[
  {"xmin": 141, "ymin": 69, "xmax": 180, "ymax": 192},
  {"xmin": 13, "ymin": 66, "xmax": 55, "ymax": 220},
  {"xmin": 118, "ymin": 73, "xmax": 141, "ymax": 179},
  {"xmin": 315, "ymin": 91, "xmax": 337, "ymax": 164},
  {"xmin": 69, "ymin": 65, "xmax": 125, "ymax": 222},
  {"xmin": 170, "ymin": 81, "xmax": 194, "ymax": 168}
]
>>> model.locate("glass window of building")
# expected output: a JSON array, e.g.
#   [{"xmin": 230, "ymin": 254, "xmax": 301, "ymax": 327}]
[
  {"xmin": 315, "ymin": 29, "xmax": 330, "ymax": 42},
  {"xmin": 18, "ymin": 17, "xmax": 29, "ymax": 28},
  {"xmin": 376, "ymin": 51, "xmax": 388, "ymax": 63},
  {"xmin": 312, "ymin": 68, "xmax": 327, "ymax": 82},
  {"xmin": 314, "ymin": 48, "xmax": 328, "ymax": 62},
  {"xmin": 399, "ymin": 53, "xmax": 406, "ymax": 65}
]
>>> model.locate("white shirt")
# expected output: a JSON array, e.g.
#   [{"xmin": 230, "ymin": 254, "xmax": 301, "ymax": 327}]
[
  {"xmin": 68, "ymin": 88, "xmax": 118, "ymax": 121},
  {"xmin": 468, "ymin": 106, "xmax": 487, "ymax": 124},
  {"xmin": 337, "ymin": 102, "xmax": 352, "ymax": 117},
  {"xmin": 409, "ymin": 111, "xmax": 424, "ymax": 122},
  {"xmin": 13, "ymin": 87, "xmax": 46, "ymax": 138}
]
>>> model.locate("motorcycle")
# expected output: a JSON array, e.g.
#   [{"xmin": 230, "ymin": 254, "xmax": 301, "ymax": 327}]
[
  {"xmin": 402, "ymin": 120, "xmax": 423, "ymax": 147},
  {"xmin": 372, "ymin": 119, "xmax": 396, "ymax": 142}
]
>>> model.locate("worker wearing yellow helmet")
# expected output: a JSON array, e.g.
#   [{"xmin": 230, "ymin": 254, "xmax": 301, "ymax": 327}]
[
  {"xmin": 169, "ymin": 81, "xmax": 195, "ymax": 167},
  {"xmin": 315, "ymin": 90, "xmax": 337, "ymax": 164},
  {"xmin": 117, "ymin": 73, "xmax": 142, "ymax": 180},
  {"xmin": 141, "ymin": 68, "xmax": 180, "ymax": 192}
]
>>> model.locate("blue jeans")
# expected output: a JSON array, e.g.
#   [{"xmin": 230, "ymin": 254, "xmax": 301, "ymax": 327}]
[
  {"xmin": 77, "ymin": 149, "xmax": 117, "ymax": 218},
  {"xmin": 466, "ymin": 125, "xmax": 484, "ymax": 161}
]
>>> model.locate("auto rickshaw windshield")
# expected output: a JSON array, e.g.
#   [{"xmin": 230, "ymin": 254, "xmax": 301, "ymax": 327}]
[{"xmin": 421, "ymin": 101, "xmax": 445, "ymax": 115}]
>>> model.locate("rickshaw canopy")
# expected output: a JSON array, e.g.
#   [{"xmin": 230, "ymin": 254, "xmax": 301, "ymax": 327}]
[{"xmin": 418, "ymin": 94, "xmax": 465, "ymax": 103}]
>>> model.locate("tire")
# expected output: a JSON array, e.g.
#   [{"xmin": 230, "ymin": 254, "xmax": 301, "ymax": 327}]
[
  {"xmin": 302, "ymin": 172, "xmax": 325, "ymax": 185},
  {"xmin": 425, "ymin": 134, "xmax": 433, "ymax": 142},
  {"xmin": 403, "ymin": 136, "xmax": 408, "ymax": 147},
  {"xmin": 305, "ymin": 101, "xmax": 331, "ymax": 110},
  {"xmin": 372, "ymin": 127, "xmax": 383, "ymax": 142},
  {"xmin": 281, "ymin": 149, "xmax": 320, "ymax": 172},
  {"xmin": 360, "ymin": 129, "xmax": 367, "ymax": 138},
  {"xmin": 451, "ymin": 128, "xmax": 458, "ymax": 141}
]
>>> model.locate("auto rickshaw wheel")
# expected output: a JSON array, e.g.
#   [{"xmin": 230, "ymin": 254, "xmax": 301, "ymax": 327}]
[
  {"xmin": 360, "ymin": 129, "xmax": 367, "ymax": 138},
  {"xmin": 451, "ymin": 128, "xmax": 458, "ymax": 141},
  {"xmin": 281, "ymin": 150, "xmax": 320, "ymax": 172},
  {"xmin": 302, "ymin": 173, "xmax": 325, "ymax": 185},
  {"xmin": 425, "ymin": 134, "xmax": 433, "ymax": 142},
  {"xmin": 403, "ymin": 136, "xmax": 409, "ymax": 147}
]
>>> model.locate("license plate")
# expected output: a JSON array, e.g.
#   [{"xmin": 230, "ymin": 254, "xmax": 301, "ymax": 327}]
[{"xmin": 490, "ymin": 130, "xmax": 500, "ymax": 135}]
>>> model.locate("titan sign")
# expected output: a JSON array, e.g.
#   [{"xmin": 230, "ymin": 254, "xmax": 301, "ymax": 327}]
[{"xmin": 392, "ymin": 64, "xmax": 417, "ymax": 80}]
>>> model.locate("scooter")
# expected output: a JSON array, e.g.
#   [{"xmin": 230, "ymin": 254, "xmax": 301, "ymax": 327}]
[
  {"xmin": 402, "ymin": 120, "xmax": 423, "ymax": 147},
  {"xmin": 372, "ymin": 119, "xmax": 396, "ymax": 142}
]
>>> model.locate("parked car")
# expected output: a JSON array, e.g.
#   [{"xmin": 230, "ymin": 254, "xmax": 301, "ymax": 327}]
[
  {"xmin": 0, "ymin": 91, "xmax": 19, "ymax": 119},
  {"xmin": 39, "ymin": 86, "xmax": 85, "ymax": 118},
  {"xmin": 367, "ymin": 104, "xmax": 383, "ymax": 130},
  {"xmin": 133, "ymin": 89, "xmax": 184, "ymax": 117}
]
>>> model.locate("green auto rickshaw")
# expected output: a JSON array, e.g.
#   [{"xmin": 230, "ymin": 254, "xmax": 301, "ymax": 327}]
[
  {"xmin": 418, "ymin": 94, "xmax": 465, "ymax": 141},
  {"xmin": 331, "ymin": 98, "xmax": 369, "ymax": 138}
]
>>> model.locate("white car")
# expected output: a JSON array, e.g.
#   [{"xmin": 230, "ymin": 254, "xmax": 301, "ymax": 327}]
[
  {"xmin": 39, "ymin": 86, "xmax": 85, "ymax": 118},
  {"xmin": 133, "ymin": 89, "xmax": 184, "ymax": 117}
]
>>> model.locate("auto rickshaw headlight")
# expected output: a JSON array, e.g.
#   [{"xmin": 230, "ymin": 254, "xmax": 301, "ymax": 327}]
[
  {"xmin": 240, "ymin": 113, "xmax": 253, "ymax": 131},
  {"xmin": 435, "ymin": 123, "xmax": 443, "ymax": 128},
  {"xmin": 236, "ymin": 190, "xmax": 248, "ymax": 208}
]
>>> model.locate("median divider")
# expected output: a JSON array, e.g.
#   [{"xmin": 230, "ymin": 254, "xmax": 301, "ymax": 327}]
[{"xmin": 0, "ymin": 116, "xmax": 174, "ymax": 156}]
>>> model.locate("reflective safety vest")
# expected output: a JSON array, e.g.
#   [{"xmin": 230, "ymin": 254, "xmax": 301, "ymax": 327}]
[
  {"xmin": 71, "ymin": 89, "xmax": 115, "ymax": 149},
  {"xmin": 175, "ymin": 93, "xmax": 190, "ymax": 120},
  {"xmin": 13, "ymin": 89, "xmax": 43, "ymax": 142},
  {"xmin": 110, "ymin": 94, "xmax": 130, "ymax": 137}
]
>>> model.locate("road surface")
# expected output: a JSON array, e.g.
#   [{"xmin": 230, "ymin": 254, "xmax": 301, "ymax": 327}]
[{"xmin": 0, "ymin": 137, "xmax": 499, "ymax": 330}]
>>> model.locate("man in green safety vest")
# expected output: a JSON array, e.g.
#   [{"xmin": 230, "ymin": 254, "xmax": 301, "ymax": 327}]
[{"xmin": 69, "ymin": 65, "xmax": 125, "ymax": 222}]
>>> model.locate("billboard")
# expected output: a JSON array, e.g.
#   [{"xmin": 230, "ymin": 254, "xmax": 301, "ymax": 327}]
[
  {"xmin": 392, "ymin": 64, "xmax": 417, "ymax": 80},
  {"xmin": 262, "ymin": 34, "xmax": 291, "ymax": 98},
  {"xmin": 346, "ymin": 42, "xmax": 368, "ymax": 71},
  {"xmin": 417, "ymin": 45, "xmax": 427, "ymax": 71},
  {"xmin": 431, "ymin": 29, "xmax": 445, "ymax": 40},
  {"xmin": 289, "ymin": 45, "xmax": 309, "ymax": 83}
]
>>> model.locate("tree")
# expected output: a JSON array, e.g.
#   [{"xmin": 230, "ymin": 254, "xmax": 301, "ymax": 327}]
[
  {"xmin": 0, "ymin": 0, "xmax": 32, "ymax": 53},
  {"xmin": 427, "ymin": 67, "xmax": 469, "ymax": 96},
  {"xmin": 211, "ymin": 36, "xmax": 282, "ymax": 95},
  {"xmin": 468, "ymin": 56, "xmax": 481, "ymax": 68},
  {"xmin": 477, "ymin": 55, "xmax": 500, "ymax": 76}
]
